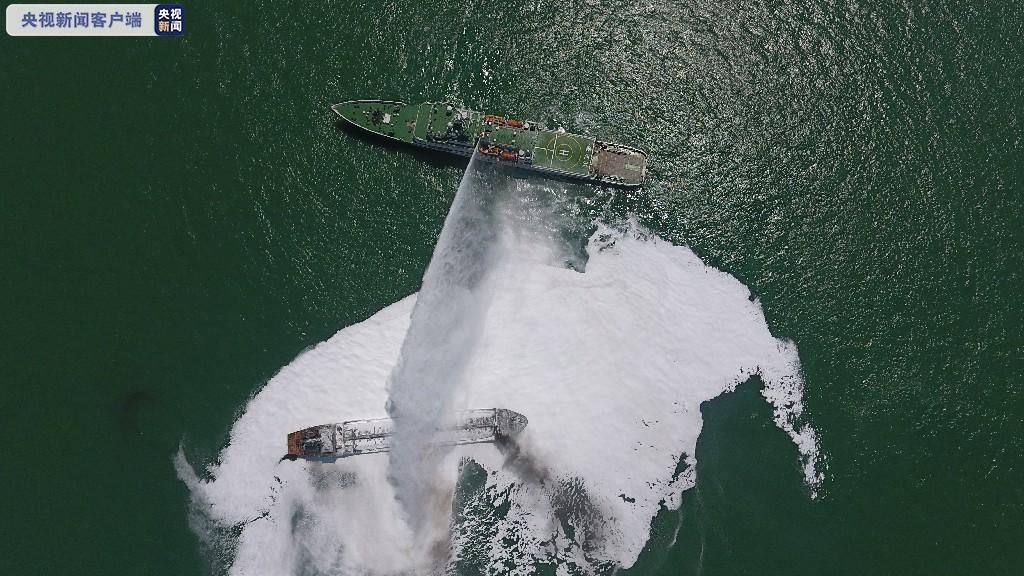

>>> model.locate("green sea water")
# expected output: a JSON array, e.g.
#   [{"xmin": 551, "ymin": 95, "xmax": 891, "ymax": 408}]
[{"xmin": 2, "ymin": 1, "xmax": 1021, "ymax": 574}]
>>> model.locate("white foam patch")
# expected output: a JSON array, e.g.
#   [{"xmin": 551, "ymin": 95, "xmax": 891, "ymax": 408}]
[{"xmin": 178, "ymin": 225, "xmax": 822, "ymax": 575}]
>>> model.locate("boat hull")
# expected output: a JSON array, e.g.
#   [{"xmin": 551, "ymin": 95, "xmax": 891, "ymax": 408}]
[
  {"xmin": 332, "ymin": 100, "xmax": 647, "ymax": 188},
  {"xmin": 286, "ymin": 408, "xmax": 528, "ymax": 462}
]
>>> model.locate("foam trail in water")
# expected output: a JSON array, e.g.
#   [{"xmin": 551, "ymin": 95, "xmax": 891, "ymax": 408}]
[{"xmin": 177, "ymin": 181, "xmax": 823, "ymax": 575}]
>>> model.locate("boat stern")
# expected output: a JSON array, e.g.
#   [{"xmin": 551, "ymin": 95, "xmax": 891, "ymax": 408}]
[
  {"xmin": 285, "ymin": 424, "xmax": 336, "ymax": 460},
  {"xmin": 591, "ymin": 141, "xmax": 648, "ymax": 187}
]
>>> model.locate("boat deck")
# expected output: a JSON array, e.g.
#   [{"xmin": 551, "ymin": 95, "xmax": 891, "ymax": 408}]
[
  {"xmin": 331, "ymin": 100, "xmax": 644, "ymax": 185},
  {"xmin": 286, "ymin": 408, "xmax": 528, "ymax": 460},
  {"xmin": 532, "ymin": 131, "xmax": 594, "ymax": 176},
  {"xmin": 590, "ymin": 143, "xmax": 646, "ymax": 184}
]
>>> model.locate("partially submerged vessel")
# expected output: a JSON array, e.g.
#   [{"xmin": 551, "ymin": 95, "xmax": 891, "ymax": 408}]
[
  {"xmin": 332, "ymin": 100, "xmax": 647, "ymax": 188},
  {"xmin": 285, "ymin": 408, "xmax": 528, "ymax": 462}
]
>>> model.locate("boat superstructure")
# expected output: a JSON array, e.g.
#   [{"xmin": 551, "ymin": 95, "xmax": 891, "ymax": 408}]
[
  {"xmin": 331, "ymin": 100, "xmax": 647, "ymax": 188},
  {"xmin": 285, "ymin": 408, "xmax": 528, "ymax": 462}
]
